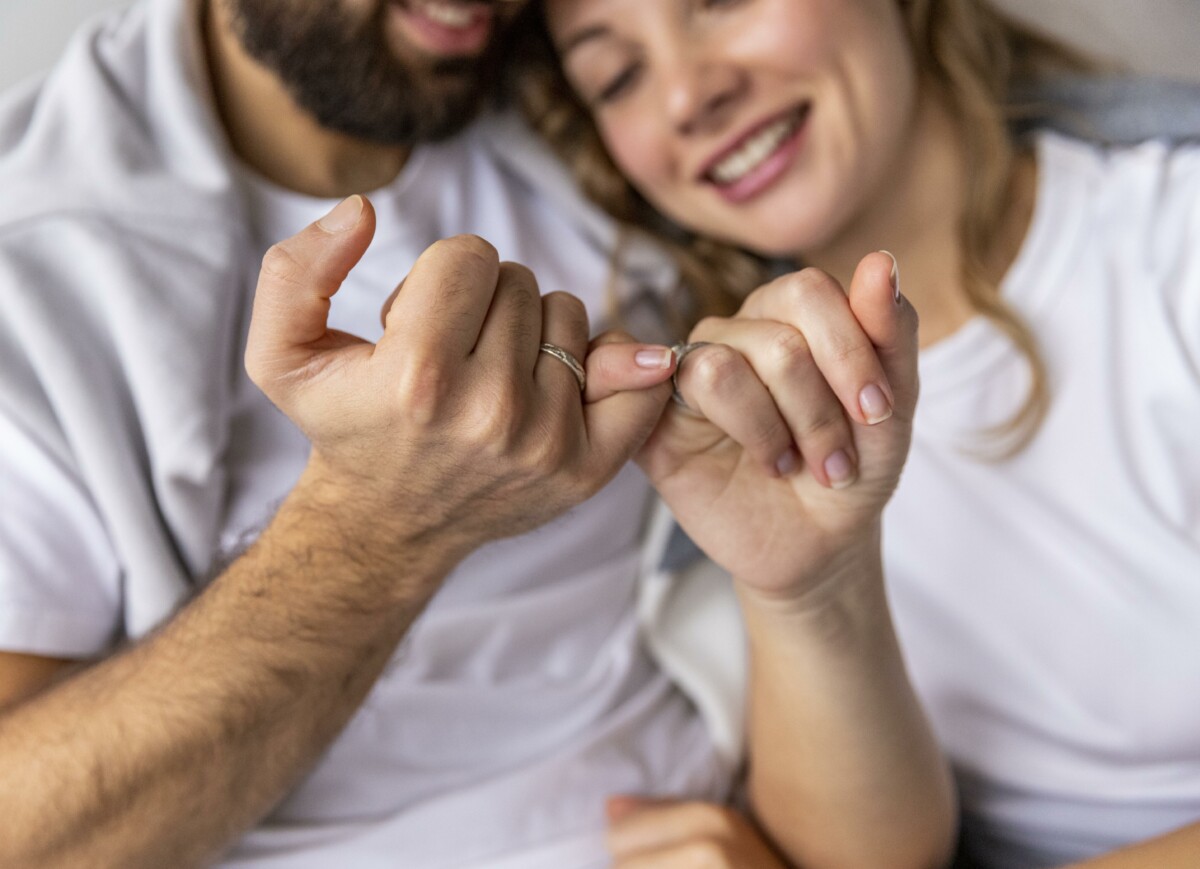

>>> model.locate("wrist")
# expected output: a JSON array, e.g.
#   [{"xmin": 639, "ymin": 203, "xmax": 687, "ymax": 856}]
[
  {"xmin": 733, "ymin": 524, "xmax": 884, "ymax": 615},
  {"xmin": 734, "ymin": 529, "xmax": 893, "ymax": 650},
  {"xmin": 274, "ymin": 458, "xmax": 466, "ymax": 606}
]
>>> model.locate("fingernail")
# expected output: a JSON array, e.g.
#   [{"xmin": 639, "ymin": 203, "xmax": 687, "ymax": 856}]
[
  {"xmin": 859, "ymin": 384, "xmax": 893, "ymax": 424},
  {"xmin": 635, "ymin": 347, "xmax": 674, "ymax": 370},
  {"xmin": 824, "ymin": 449, "xmax": 857, "ymax": 489},
  {"xmin": 775, "ymin": 447, "xmax": 800, "ymax": 477},
  {"xmin": 318, "ymin": 195, "xmax": 363, "ymax": 232},
  {"xmin": 879, "ymin": 250, "xmax": 901, "ymax": 303}
]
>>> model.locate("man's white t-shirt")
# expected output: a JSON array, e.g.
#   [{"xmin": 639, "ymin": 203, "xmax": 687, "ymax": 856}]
[
  {"xmin": 0, "ymin": 1, "xmax": 730, "ymax": 866},
  {"xmin": 884, "ymin": 133, "xmax": 1200, "ymax": 867}
]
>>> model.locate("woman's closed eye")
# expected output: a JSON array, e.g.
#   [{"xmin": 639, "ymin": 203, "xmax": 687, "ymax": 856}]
[{"xmin": 594, "ymin": 62, "xmax": 644, "ymax": 105}]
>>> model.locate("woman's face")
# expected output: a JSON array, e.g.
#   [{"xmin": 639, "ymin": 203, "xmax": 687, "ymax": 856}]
[{"xmin": 544, "ymin": 0, "xmax": 920, "ymax": 257}]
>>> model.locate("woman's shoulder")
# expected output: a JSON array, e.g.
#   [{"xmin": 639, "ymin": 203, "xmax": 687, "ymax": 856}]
[{"xmin": 1035, "ymin": 132, "xmax": 1199, "ymax": 264}]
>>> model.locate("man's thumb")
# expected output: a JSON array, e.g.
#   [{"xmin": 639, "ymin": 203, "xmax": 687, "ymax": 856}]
[{"xmin": 246, "ymin": 195, "xmax": 376, "ymax": 386}]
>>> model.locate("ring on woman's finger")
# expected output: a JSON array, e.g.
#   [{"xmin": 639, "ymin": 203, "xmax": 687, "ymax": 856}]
[
  {"xmin": 670, "ymin": 341, "xmax": 714, "ymax": 413},
  {"xmin": 539, "ymin": 342, "xmax": 586, "ymax": 392}
]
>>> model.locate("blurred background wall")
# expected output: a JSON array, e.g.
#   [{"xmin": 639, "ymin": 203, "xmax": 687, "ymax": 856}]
[{"xmin": 0, "ymin": 0, "xmax": 1197, "ymax": 93}]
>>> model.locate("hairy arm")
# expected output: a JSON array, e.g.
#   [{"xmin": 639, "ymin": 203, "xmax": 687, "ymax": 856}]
[
  {"xmin": 0, "ymin": 468, "xmax": 447, "ymax": 869},
  {"xmin": 0, "ymin": 197, "xmax": 674, "ymax": 869}
]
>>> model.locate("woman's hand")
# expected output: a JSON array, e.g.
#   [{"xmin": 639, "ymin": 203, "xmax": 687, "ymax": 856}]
[
  {"xmin": 606, "ymin": 797, "xmax": 790, "ymax": 869},
  {"xmin": 638, "ymin": 252, "xmax": 918, "ymax": 601}
]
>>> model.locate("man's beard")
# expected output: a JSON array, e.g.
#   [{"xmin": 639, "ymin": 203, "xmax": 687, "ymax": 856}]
[{"xmin": 228, "ymin": 0, "xmax": 505, "ymax": 145}]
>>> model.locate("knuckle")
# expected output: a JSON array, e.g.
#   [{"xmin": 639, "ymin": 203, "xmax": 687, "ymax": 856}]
[
  {"xmin": 597, "ymin": 326, "xmax": 632, "ymax": 344},
  {"xmin": 691, "ymin": 315, "xmax": 729, "ymax": 340},
  {"xmin": 764, "ymin": 326, "xmax": 812, "ymax": 373},
  {"xmin": 749, "ymin": 414, "xmax": 791, "ymax": 456},
  {"xmin": 779, "ymin": 267, "xmax": 836, "ymax": 311},
  {"xmin": 467, "ymin": 389, "xmax": 525, "ymax": 454},
  {"xmin": 395, "ymin": 364, "xmax": 453, "ymax": 426},
  {"xmin": 441, "ymin": 234, "xmax": 499, "ymax": 266},
  {"xmin": 496, "ymin": 261, "xmax": 540, "ymax": 302},
  {"xmin": 798, "ymin": 405, "xmax": 848, "ymax": 441},
  {"xmin": 259, "ymin": 243, "xmax": 304, "ymax": 284},
  {"xmin": 687, "ymin": 345, "xmax": 742, "ymax": 393},
  {"xmin": 544, "ymin": 290, "xmax": 588, "ymax": 324},
  {"xmin": 825, "ymin": 332, "xmax": 875, "ymax": 368},
  {"xmin": 496, "ymin": 259, "xmax": 535, "ymax": 283},
  {"xmin": 243, "ymin": 348, "xmax": 268, "ymax": 388}
]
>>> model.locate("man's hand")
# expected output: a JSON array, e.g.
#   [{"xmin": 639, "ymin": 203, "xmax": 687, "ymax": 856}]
[{"xmin": 247, "ymin": 194, "xmax": 676, "ymax": 579}]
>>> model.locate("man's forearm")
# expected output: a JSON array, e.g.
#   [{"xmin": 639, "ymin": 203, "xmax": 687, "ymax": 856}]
[
  {"xmin": 739, "ymin": 542, "xmax": 956, "ymax": 869},
  {"xmin": 0, "ymin": 471, "xmax": 448, "ymax": 869}
]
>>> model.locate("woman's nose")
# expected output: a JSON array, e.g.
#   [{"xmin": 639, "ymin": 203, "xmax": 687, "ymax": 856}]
[{"xmin": 664, "ymin": 60, "xmax": 746, "ymax": 137}]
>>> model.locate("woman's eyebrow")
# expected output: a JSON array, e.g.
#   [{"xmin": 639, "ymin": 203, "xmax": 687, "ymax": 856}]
[{"xmin": 559, "ymin": 24, "xmax": 612, "ymax": 56}]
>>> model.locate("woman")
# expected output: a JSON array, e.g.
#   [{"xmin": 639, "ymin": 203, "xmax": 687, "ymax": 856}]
[{"xmin": 516, "ymin": 0, "xmax": 1200, "ymax": 866}]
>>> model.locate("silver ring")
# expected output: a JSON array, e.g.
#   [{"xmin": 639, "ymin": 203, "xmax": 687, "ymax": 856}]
[
  {"xmin": 670, "ymin": 341, "xmax": 713, "ymax": 412},
  {"xmin": 539, "ymin": 342, "xmax": 586, "ymax": 392}
]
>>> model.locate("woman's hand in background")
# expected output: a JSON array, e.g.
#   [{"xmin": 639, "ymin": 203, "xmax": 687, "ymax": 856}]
[
  {"xmin": 638, "ymin": 252, "xmax": 918, "ymax": 601},
  {"xmin": 606, "ymin": 797, "xmax": 790, "ymax": 869}
]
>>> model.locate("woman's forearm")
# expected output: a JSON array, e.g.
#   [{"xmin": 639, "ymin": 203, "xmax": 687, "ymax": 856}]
[{"xmin": 739, "ymin": 540, "xmax": 956, "ymax": 869}]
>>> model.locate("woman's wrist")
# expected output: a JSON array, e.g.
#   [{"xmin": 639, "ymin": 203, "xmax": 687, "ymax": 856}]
[{"xmin": 733, "ymin": 527, "xmax": 894, "ymax": 652}]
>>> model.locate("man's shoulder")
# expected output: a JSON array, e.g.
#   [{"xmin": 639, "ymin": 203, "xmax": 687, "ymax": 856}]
[{"xmin": 0, "ymin": 0, "xmax": 235, "ymax": 238}]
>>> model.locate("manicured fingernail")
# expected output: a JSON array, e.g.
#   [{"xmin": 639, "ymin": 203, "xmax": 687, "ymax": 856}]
[
  {"xmin": 318, "ymin": 195, "xmax": 363, "ymax": 232},
  {"xmin": 824, "ymin": 449, "xmax": 856, "ymax": 489},
  {"xmin": 635, "ymin": 347, "xmax": 674, "ymax": 369},
  {"xmin": 880, "ymin": 250, "xmax": 901, "ymax": 303},
  {"xmin": 775, "ymin": 448, "xmax": 800, "ymax": 477},
  {"xmin": 859, "ymin": 384, "xmax": 893, "ymax": 424}
]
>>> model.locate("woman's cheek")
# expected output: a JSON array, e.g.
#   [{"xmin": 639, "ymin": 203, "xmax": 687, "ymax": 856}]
[{"xmin": 601, "ymin": 115, "xmax": 676, "ymax": 200}]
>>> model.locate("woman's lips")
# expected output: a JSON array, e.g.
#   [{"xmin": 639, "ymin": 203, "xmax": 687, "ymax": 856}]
[
  {"xmin": 388, "ymin": 0, "xmax": 495, "ymax": 56},
  {"xmin": 703, "ymin": 105, "xmax": 811, "ymax": 205}
]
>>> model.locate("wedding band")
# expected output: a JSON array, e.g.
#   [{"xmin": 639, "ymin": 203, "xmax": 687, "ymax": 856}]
[
  {"xmin": 539, "ymin": 342, "xmax": 586, "ymax": 392},
  {"xmin": 670, "ymin": 341, "xmax": 713, "ymax": 411}
]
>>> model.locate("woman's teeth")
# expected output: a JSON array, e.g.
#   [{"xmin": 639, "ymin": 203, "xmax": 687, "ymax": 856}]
[
  {"xmin": 710, "ymin": 113, "xmax": 802, "ymax": 185},
  {"xmin": 420, "ymin": 1, "xmax": 476, "ymax": 28}
]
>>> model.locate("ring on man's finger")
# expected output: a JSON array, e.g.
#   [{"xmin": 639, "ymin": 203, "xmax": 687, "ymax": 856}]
[
  {"xmin": 670, "ymin": 341, "xmax": 714, "ymax": 413},
  {"xmin": 539, "ymin": 342, "xmax": 586, "ymax": 392}
]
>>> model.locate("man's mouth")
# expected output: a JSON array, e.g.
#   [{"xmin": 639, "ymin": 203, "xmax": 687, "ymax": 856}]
[
  {"xmin": 388, "ymin": 0, "xmax": 498, "ymax": 56},
  {"xmin": 701, "ymin": 104, "xmax": 811, "ymax": 201}
]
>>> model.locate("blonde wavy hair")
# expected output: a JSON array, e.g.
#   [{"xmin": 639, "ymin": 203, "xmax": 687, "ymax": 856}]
[{"xmin": 512, "ymin": 0, "xmax": 1091, "ymax": 453}]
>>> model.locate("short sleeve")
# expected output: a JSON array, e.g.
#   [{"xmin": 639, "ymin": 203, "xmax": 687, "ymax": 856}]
[{"xmin": 0, "ymin": 409, "xmax": 121, "ymax": 658}]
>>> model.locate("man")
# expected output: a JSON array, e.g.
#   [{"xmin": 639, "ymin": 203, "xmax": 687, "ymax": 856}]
[
  {"xmin": 0, "ymin": 1, "xmax": 956, "ymax": 866},
  {"xmin": 0, "ymin": 1, "xmax": 725, "ymax": 865}
]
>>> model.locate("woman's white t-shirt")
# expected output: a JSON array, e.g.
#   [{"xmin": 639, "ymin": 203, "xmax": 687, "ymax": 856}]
[{"xmin": 884, "ymin": 133, "xmax": 1200, "ymax": 867}]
